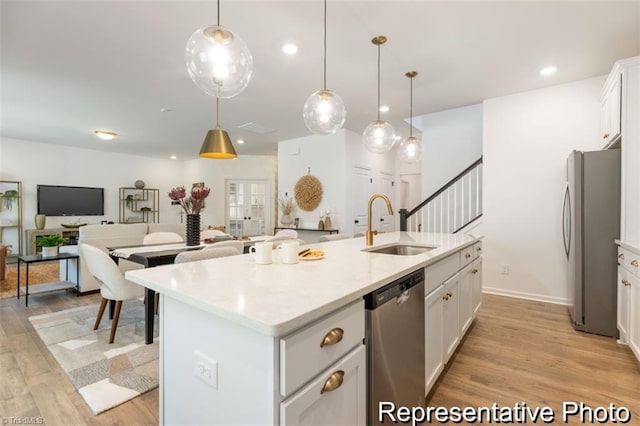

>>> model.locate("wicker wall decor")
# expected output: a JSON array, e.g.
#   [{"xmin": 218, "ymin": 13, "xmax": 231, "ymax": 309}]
[{"xmin": 294, "ymin": 174, "xmax": 323, "ymax": 211}]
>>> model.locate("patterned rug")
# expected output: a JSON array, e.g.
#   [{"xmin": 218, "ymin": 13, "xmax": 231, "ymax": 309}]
[
  {"xmin": 28, "ymin": 300, "xmax": 159, "ymax": 414},
  {"xmin": 1, "ymin": 262, "xmax": 60, "ymax": 299}
]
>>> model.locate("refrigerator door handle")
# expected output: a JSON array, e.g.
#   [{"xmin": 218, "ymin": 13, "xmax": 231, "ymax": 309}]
[{"xmin": 562, "ymin": 182, "xmax": 571, "ymax": 257}]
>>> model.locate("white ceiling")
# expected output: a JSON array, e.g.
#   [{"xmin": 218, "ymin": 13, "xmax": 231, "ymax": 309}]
[{"xmin": 2, "ymin": 1, "xmax": 639, "ymax": 160}]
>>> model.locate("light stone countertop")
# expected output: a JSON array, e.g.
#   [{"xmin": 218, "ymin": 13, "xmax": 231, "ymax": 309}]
[
  {"xmin": 616, "ymin": 240, "xmax": 640, "ymax": 255},
  {"xmin": 125, "ymin": 231, "xmax": 482, "ymax": 337}
]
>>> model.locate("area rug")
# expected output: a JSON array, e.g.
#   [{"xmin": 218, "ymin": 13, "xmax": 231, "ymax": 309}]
[
  {"xmin": 1, "ymin": 262, "xmax": 60, "ymax": 299},
  {"xmin": 28, "ymin": 300, "xmax": 159, "ymax": 414}
]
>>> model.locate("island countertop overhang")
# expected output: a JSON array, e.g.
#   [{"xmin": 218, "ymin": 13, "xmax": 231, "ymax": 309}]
[{"xmin": 125, "ymin": 231, "xmax": 482, "ymax": 337}]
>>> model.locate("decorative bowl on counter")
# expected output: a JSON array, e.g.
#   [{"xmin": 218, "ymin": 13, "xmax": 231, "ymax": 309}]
[{"xmin": 61, "ymin": 223, "xmax": 88, "ymax": 229}]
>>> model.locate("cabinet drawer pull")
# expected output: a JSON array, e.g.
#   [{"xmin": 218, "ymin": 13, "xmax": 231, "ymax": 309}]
[
  {"xmin": 320, "ymin": 370, "xmax": 345, "ymax": 394},
  {"xmin": 631, "ymin": 260, "xmax": 639, "ymax": 268},
  {"xmin": 622, "ymin": 279, "xmax": 630, "ymax": 286},
  {"xmin": 447, "ymin": 292, "xmax": 452, "ymax": 298},
  {"xmin": 320, "ymin": 328, "xmax": 344, "ymax": 348},
  {"xmin": 442, "ymin": 294, "xmax": 449, "ymax": 301},
  {"xmin": 465, "ymin": 253, "xmax": 471, "ymax": 259},
  {"xmin": 476, "ymin": 247, "xmax": 482, "ymax": 252},
  {"xmin": 471, "ymin": 268, "xmax": 478, "ymax": 274},
  {"xmin": 603, "ymin": 133, "xmax": 610, "ymax": 139},
  {"xmin": 618, "ymin": 253, "xmax": 625, "ymax": 260}
]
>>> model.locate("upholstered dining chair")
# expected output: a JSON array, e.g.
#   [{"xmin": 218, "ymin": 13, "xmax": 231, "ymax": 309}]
[
  {"xmin": 143, "ymin": 231, "xmax": 183, "ymax": 245},
  {"xmin": 81, "ymin": 244, "xmax": 142, "ymax": 344},
  {"xmin": 205, "ymin": 240, "xmax": 244, "ymax": 254},
  {"xmin": 274, "ymin": 229, "xmax": 298, "ymax": 238},
  {"xmin": 174, "ymin": 246, "xmax": 240, "ymax": 263},
  {"xmin": 265, "ymin": 236, "xmax": 306, "ymax": 248},
  {"xmin": 318, "ymin": 234, "xmax": 350, "ymax": 242}
]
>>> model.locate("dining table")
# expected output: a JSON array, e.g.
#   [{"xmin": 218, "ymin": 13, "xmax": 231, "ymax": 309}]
[{"xmin": 107, "ymin": 236, "xmax": 271, "ymax": 344}]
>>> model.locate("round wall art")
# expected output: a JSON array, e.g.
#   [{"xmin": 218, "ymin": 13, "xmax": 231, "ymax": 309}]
[{"xmin": 294, "ymin": 174, "xmax": 323, "ymax": 211}]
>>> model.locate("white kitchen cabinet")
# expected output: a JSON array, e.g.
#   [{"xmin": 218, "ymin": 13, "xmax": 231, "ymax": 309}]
[
  {"xmin": 608, "ymin": 57, "xmax": 640, "ymax": 241},
  {"xmin": 617, "ymin": 265, "xmax": 630, "ymax": 344},
  {"xmin": 424, "ymin": 285, "xmax": 444, "ymax": 393},
  {"xmin": 472, "ymin": 258, "xmax": 483, "ymax": 318},
  {"xmin": 617, "ymin": 244, "xmax": 640, "ymax": 363},
  {"xmin": 600, "ymin": 73, "xmax": 621, "ymax": 148},
  {"xmin": 280, "ymin": 345, "xmax": 366, "ymax": 425},
  {"xmin": 459, "ymin": 264, "xmax": 474, "ymax": 335},
  {"xmin": 442, "ymin": 274, "xmax": 460, "ymax": 364}
]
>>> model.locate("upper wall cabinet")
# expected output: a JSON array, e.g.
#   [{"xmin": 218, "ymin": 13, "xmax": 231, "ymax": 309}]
[
  {"xmin": 606, "ymin": 57, "xmax": 640, "ymax": 241},
  {"xmin": 600, "ymin": 72, "xmax": 622, "ymax": 149}
]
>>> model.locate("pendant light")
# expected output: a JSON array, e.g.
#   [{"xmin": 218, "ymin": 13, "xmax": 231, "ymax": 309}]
[
  {"xmin": 302, "ymin": 0, "xmax": 346, "ymax": 135},
  {"xmin": 185, "ymin": 0, "xmax": 253, "ymax": 99},
  {"xmin": 398, "ymin": 71, "xmax": 423, "ymax": 163},
  {"xmin": 363, "ymin": 36, "xmax": 395, "ymax": 154},
  {"xmin": 199, "ymin": 97, "xmax": 237, "ymax": 159}
]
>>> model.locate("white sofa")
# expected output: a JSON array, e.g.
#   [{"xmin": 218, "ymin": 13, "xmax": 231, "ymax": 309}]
[{"xmin": 60, "ymin": 223, "xmax": 186, "ymax": 293}]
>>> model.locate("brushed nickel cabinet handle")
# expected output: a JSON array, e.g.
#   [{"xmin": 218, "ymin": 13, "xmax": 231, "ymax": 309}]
[
  {"xmin": 320, "ymin": 370, "xmax": 345, "ymax": 394},
  {"xmin": 618, "ymin": 253, "xmax": 625, "ymax": 260},
  {"xmin": 471, "ymin": 269, "xmax": 478, "ymax": 274},
  {"xmin": 631, "ymin": 260, "xmax": 639, "ymax": 267},
  {"xmin": 320, "ymin": 328, "xmax": 344, "ymax": 348}
]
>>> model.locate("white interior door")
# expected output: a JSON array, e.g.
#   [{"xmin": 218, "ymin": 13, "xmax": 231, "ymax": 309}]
[
  {"xmin": 352, "ymin": 166, "xmax": 372, "ymax": 235},
  {"xmin": 226, "ymin": 179, "xmax": 271, "ymax": 237},
  {"xmin": 378, "ymin": 171, "xmax": 394, "ymax": 233}
]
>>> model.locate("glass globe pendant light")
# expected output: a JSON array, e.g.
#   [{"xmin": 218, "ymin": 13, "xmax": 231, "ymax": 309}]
[
  {"xmin": 302, "ymin": 0, "xmax": 346, "ymax": 135},
  {"xmin": 185, "ymin": 0, "xmax": 253, "ymax": 98},
  {"xmin": 398, "ymin": 71, "xmax": 423, "ymax": 163},
  {"xmin": 363, "ymin": 36, "xmax": 395, "ymax": 154}
]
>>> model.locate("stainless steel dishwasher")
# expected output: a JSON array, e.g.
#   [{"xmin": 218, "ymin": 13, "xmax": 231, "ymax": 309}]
[{"xmin": 365, "ymin": 268, "xmax": 425, "ymax": 424}]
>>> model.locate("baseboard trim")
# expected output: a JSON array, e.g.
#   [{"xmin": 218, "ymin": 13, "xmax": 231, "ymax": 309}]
[{"xmin": 483, "ymin": 286, "xmax": 571, "ymax": 306}]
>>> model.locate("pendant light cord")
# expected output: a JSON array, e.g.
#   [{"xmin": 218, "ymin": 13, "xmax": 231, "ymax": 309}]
[
  {"xmin": 377, "ymin": 43, "xmax": 381, "ymax": 121},
  {"xmin": 409, "ymin": 76, "xmax": 413, "ymax": 137},
  {"xmin": 323, "ymin": 0, "xmax": 327, "ymax": 89},
  {"xmin": 216, "ymin": 96, "xmax": 220, "ymax": 127},
  {"xmin": 217, "ymin": 0, "xmax": 220, "ymax": 26}
]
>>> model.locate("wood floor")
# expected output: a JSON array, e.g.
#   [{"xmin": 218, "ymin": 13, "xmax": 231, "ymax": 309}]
[{"xmin": 1, "ymin": 292, "xmax": 638, "ymax": 425}]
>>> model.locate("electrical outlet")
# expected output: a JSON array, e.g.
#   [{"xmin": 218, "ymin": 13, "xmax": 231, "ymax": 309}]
[
  {"xmin": 501, "ymin": 264, "xmax": 510, "ymax": 275},
  {"xmin": 194, "ymin": 350, "xmax": 218, "ymax": 388}
]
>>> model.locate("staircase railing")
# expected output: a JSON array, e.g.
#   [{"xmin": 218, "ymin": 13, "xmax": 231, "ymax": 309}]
[{"xmin": 400, "ymin": 157, "xmax": 483, "ymax": 233}]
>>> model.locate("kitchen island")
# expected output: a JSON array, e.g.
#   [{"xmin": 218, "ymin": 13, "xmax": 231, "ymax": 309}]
[{"xmin": 126, "ymin": 231, "xmax": 482, "ymax": 425}]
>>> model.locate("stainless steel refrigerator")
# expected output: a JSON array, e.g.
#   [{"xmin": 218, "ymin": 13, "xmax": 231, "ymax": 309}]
[{"xmin": 562, "ymin": 149, "xmax": 620, "ymax": 337}]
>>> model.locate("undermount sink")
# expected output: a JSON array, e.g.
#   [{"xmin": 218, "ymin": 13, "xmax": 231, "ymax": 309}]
[{"xmin": 363, "ymin": 243, "xmax": 436, "ymax": 256}]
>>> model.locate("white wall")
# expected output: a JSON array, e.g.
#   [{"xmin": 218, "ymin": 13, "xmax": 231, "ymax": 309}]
[
  {"xmin": 475, "ymin": 76, "xmax": 606, "ymax": 304},
  {"xmin": 183, "ymin": 156, "xmax": 277, "ymax": 231},
  {"xmin": 278, "ymin": 131, "xmax": 347, "ymax": 232},
  {"xmin": 413, "ymin": 104, "xmax": 483, "ymax": 199},
  {"xmin": 0, "ymin": 137, "xmax": 184, "ymax": 231}
]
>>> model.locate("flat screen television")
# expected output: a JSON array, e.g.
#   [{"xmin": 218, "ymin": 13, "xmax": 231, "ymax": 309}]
[{"xmin": 37, "ymin": 185, "xmax": 104, "ymax": 216}]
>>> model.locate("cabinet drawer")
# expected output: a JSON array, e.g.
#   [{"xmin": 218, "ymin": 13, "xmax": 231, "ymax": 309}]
[
  {"xmin": 280, "ymin": 345, "xmax": 366, "ymax": 425},
  {"xmin": 424, "ymin": 253, "xmax": 460, "ymax": 295},
  {"xmin": 472, "ymin": 241, "xmax": 482, "ymax": 259},
  {"xmin": 618, "ymin": 248, "xmax": 640, "ymax": 277},
  {"xmin": 280, "ymin": 300, "xmax": 364, "ymax": 397},
  {"xmin": 461, "ymin": 245, "xmax": 474, "ymax": 267}
]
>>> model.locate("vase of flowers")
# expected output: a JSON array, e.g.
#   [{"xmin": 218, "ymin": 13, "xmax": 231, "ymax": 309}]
[
  {"xmin": 278, "ymin": 195, "xmax": 296, "ymax": 227},
  {"xmin": 168, "ymin": 185, "xmax": 211, "ymax": 246}
]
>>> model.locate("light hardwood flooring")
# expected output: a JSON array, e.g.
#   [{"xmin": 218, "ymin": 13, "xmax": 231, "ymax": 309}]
[{"xmin": 1, "ymin": 292, "xmax": 638, "ymax": 425}]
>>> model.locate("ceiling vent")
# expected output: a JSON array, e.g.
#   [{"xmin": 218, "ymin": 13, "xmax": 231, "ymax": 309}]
[{"xmin": 237, "ymin": 122, "xmax": 276, "ymax": 134}]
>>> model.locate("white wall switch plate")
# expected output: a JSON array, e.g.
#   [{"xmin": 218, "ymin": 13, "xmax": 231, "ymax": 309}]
[{"xmin": 194, "ymin": 350, "xmax": 218, "ymax": 388}]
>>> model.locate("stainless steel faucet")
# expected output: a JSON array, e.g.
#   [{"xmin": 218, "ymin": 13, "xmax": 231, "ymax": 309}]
[{"xmin": 366, "ymin": 193, "xmax": 394, "ymax": 246}]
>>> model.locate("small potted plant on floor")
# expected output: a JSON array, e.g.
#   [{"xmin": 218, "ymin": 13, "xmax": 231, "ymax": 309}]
[{"xmin": 36, "ymin": 235, "xmax": 68, "ymax": 257}]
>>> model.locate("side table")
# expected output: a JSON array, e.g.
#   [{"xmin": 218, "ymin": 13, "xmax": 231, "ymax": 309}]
[{"xmin": 17, "ymin": 252, "xmax": 80, "ymax": 306}]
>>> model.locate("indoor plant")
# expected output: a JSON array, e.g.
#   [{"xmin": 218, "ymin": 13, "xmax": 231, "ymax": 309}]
[
  {"xmin": 36, "ymin": 234, "xmax": 68, "ymax": 257},
  {"xmin": 2, "ymin": 189, "xmax": 18, "ymax": 210},
  {"xmin": 278, "ymin": 195, "xmax": 296, "ymax": 226},
  {"xmin": 168, "ymin": 185, "xmax": 211, "ymax": 246}
]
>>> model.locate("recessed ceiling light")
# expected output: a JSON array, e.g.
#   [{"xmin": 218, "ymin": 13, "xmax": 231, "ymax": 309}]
[
  {"xmin": 540, "ymin": 65, "xmax": 558, "ymax": 76},
  {"xmin": 94, "ymin": 130, "xmax": 117, "ymax": 140},
  {"xmin": 237, "ymin": 139, "xmax": 245, "ymax": 144},
  {"xmin": 170, "ymin": 155, "xmax": 177, "ymax": 160},
  {"xmin": 160, "ymin": 108, "xmax": 172, "ymax": 113},
  {"xmin": 379, "ymin": 105, "xmax": 390, "ymax": 113},
  {"xmin": 282, "ymin": 43, "xmax": 298, "ymax": 55}
]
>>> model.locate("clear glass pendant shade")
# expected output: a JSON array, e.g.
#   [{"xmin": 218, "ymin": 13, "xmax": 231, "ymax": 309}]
[
  {"xmin": 398, "ymin": 136, "xmax": 423, "ymax": 163},
  {"xmin": 362, "ymin": 120, "xmax": 396, "ymax": 153},
  {"xmin": 185, "ymin": 25, "xmax": 253, "ymax": 98},
  {"xmin": 303, "ymin": 89, "xmax": 346, "ymax": 135}
]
